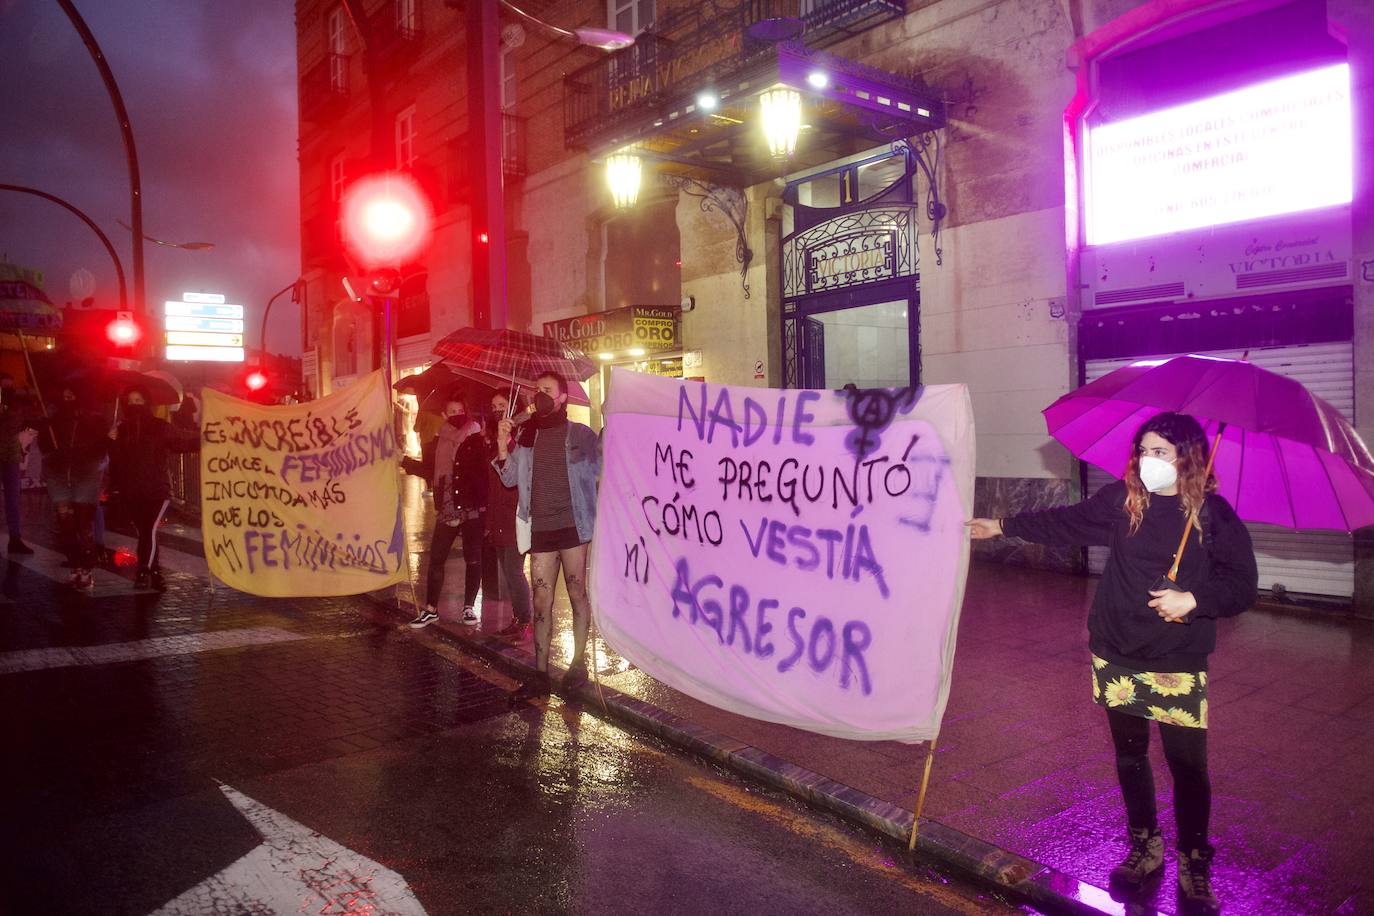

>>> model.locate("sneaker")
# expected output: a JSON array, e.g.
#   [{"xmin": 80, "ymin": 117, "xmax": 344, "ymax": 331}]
[
  {"xmin": 510, "ymin": 671, "xmax": 551, "ymax": 703},
  {"xmin": 72, "ymin": 570, "xmax": 95, "ymax": 591},
  {"xmin": 461, "ymin": 606, "xmax": 479, "ymax": 626},
  {"xmin": 149, "ymin": 570, "xmax": 166, "ymax": 592},
  {"xmin": 7, "ymin": 539, "xmax": 33, "ymax": 555},
  {"xmin": 1177, "ymin": 846, "xmax": 1220, "ymax": 914},
  {"xmin": 1110, "ymin": 826, "xmax": 1164, "ymax": 886},
  {"xmin": 495, "ymin": 620, "xmax": 527, "ymax": 639},
  {"xmin": 562, "ymin": 658, "xmax": 589, "ymax": 691},
  {"xmin": 408, "ymin": 607, "xmax": 439, "ymax": 629}
]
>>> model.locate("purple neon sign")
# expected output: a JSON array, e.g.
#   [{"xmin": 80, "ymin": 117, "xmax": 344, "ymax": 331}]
[{"xmin": 1084, "ymin": 63, "xmax": 1351, "ymax": 247}]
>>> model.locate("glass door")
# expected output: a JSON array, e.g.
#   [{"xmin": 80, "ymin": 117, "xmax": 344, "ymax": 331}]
[{"xmin": 797, "ymin": 299, "xmax": 911, "ymax": 389}]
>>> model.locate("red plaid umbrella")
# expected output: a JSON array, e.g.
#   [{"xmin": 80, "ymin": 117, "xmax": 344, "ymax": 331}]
[{"xmin": 432, "ymin": 327, "xmax": 596, "ymax": 382}]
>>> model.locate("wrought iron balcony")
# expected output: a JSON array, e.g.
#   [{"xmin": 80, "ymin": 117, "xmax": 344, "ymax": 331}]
[
  {"xmin": 564, "ymin": 0, "xmax": 906, "ymax": 149},
  {"xmin": 367, "ymin": 4, "xmax": 423, "ymax": 72},
  {"xmin": 502, "ymin": 112, "xmax": 528, "ymax": 181},
  {"xmin": 301, "ymin": 53, "xmax": 350, "ymax": 123}
]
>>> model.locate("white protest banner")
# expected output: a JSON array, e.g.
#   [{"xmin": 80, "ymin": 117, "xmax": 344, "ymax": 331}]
[
  {"xmin": 591, "ymin": 369, "xmax": 975, "ymax": 742},
  {"xmin": 200, "ymin": 370, "xmax": 407, "ymax": 597}
]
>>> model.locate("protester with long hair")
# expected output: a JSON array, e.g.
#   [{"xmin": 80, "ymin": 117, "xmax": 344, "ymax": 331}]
[
  {"xmin": 408, "ymin": 396, "xmax": 480, "ymax": 628},
  {"xmin": 487, "ymin": 390, "xmax": 533, "ymax": 641},
  {"xmin": 108, "ymin": 386, "xmax": 199, "ymax": 591},
  {"xmin": 495, "ymin": 371, "xmax": 600, "ymax": 698},
  {"xmin": 38, "ymin": 385, "xmax": 108, "ymax": 589},
  {"xmin": 968, "ymin": 412, "xmax": 1257, "ymax": 914}
]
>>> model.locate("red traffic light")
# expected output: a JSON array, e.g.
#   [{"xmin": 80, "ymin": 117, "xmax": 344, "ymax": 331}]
[
  {"xmin": 245, "ymin": 370, "xmax": 269, "ymax": 392},
  {"xmin": 106, "ymin": 312, "xmax": 141, "ymax": 347},
  {"xmin": 477, "ymin": 231, "xmax": 489, "ymax": 244},
  {"xmin": 340, "ymin": 172, "xmax": 433, "ymax": 268}
]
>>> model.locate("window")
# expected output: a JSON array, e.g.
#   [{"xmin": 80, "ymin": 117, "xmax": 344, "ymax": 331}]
[
  {"xmin": 608, "ymin": 0, "xmax": 654, "ymax": 35},
  {"xmin": 395, "ymin": 0, "xmax": 417, "ymax": 36},
  {"xmin": 395, "ymin": 105, "xmax": 416, "ymax": 170},
  {"xmin": 327, "ymin": 5, "xmax": 347, "ymax": 90},
  {"xmin": 499, "ymin": 46, "xmax": 517, "ymax": 112},
  {"xmin": 329, "ymin": 154, "xmax": 346, "ymax": 203}
]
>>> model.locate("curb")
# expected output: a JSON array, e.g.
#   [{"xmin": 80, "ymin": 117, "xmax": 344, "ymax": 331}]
[{"xmin": 375, "ymin": 595, "xmax": 1137, "ymax": 916}]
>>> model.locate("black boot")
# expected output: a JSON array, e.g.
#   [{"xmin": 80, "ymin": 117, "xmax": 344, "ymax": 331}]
[
  {"xmin": 1110, "ymin": 826, "xmax": 1164, "ymax": 886},
  {"xmin": 7, "ymin": 538, "xmax": 33, "ymax": 555},
  {"xmin": 510, "ymin": 671, "xmax": 551, "ymax": 703},
  {"xmin": 1177, "ymin": 846, "xmax": 1220, "ymax": 914}
]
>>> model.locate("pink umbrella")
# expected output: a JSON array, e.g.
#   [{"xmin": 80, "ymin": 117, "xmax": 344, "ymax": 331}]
[{"xmin": 1044, "ymin": 354, "xmax": 1374, "ymax": 531}]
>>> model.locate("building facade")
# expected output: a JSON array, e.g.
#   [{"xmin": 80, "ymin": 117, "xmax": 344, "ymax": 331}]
[{"xmin": 295, "ymin": 0, "xmax": 1374, "ymax": 611}]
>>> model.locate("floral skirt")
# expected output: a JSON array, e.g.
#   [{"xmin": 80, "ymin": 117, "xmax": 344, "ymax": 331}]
[{"xmin": 1092, "ymin": 655, "xmax": 1208, "ymax": 729}]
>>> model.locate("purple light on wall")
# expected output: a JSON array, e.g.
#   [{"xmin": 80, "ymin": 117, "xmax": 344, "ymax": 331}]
[{"xmin": 1084, "ymin": 62, "xmax": 1352, "ymax": 246}]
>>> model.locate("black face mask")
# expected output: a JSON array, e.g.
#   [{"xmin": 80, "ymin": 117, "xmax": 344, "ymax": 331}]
[
  {"xmin": 534, "ymin": 392, "xmax": 558, "ymax": 416},
  {"xmin": 446, "ymin": 414, "xmax": 468, "ymax": 428},
  {"xmin": 126, "ymin": 402, "xmax": 149, "ymax": 416}
]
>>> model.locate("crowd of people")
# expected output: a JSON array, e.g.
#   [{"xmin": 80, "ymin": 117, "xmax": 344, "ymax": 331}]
[
  {"xmin": 0, "ymin": 373, "xmax": 199, "ymax": 590},
  {"xmin": 402, "ymin": 370, "xmax": 599, "ymax": 702},
  {"xmin": 5, "ymin": 361, "xmax": 1256, "ymax": 911}
]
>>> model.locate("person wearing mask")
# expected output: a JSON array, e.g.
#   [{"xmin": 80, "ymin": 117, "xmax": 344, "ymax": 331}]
[
  {"xmin": 487, "ymin": 391, "xmax": 533, "ymax": 641},
  {"xmin": 108, "ymin": 387, "xmax": 199, "ymax": 591},
  {"xmin": 0, "ymin": 374, "xmax": 35, "ymax": 555},
  {"xmin": 408, "ymin": 396, "xmax": 480, "ymax": 628},
  {"xmin": 495, "ymin": 371, "xmax": 601, "ymax": 699},
  {"xmin": 968, "ymin": 412, "xmax": 1257, "ymax": 914},
  {"xmin": 38, "ymin": 386, "xmax": 109, "ymax": 589}
]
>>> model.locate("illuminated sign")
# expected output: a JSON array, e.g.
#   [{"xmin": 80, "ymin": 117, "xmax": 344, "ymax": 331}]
[
  {"xmin": 163, "ymin": 293, "xmax": 246, "ymax": 362},
  {"xmin": 545, "ymin": 305, "xmax": 680, "ymax": 356},
  {"xmin": 1085, "ymin": 63, "xmax": 1352, "ymax": 246}
]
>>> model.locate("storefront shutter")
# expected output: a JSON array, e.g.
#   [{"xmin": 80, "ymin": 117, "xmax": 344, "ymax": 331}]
[{"xmin": 1083, "ymin": 341, "xmax": 1355, "ymax": 598}]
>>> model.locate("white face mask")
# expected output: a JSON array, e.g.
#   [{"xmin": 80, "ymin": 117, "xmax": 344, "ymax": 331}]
[{"xmin": 1139, "ymin": 455, "xmax": 1178, "ymax": 493}]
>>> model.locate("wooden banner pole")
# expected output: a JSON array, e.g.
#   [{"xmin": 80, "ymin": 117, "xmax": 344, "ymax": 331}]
[{"xmin": 908, "ymin": 738, "xmax": 939, "ymax": 851}]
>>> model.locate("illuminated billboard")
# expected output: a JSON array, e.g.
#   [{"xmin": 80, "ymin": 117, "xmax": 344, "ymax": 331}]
[
  {"xmin": 1084, "ymin": 63, "xmax": 1351, "ymax": 246},
  {"xmin": 163, "ymin": 293, "xmax": 245, "ymax": 362}
]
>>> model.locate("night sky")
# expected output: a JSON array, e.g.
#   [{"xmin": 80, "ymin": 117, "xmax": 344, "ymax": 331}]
[{"xmin": 0, "ymin": 0, "xmax": 302, "ymax": 355}]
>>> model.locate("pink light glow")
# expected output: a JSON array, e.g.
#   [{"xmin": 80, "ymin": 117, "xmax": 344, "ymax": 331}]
[{"xmin": 1085, "ymin": 63, "xmax": 1351, "ymax": 246}]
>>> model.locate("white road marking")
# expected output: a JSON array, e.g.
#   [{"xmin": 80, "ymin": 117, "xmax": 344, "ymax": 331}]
[
  {"xmin": 150, "ymin": 784, "xmax": 428, "ymax": 915},
  {"xmin": 0, "ymin": 626, "xmax": 307, "ymax": 675}
]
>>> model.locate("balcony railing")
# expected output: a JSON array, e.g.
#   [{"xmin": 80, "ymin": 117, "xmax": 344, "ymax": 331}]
[
  {"xmin": 564, "ymin": 0, "xmax": 904, "ymax": 147},
  {"xmin": 368, "ymin": 4, "xmax": 423, "ymax": 72},
  {"xmin": 301, "ymin": 53, "xmax": 350, "ymax": 123},
  {"xmin": 502, "ymin": 112, "xmax": 528, "ymax": 181}
]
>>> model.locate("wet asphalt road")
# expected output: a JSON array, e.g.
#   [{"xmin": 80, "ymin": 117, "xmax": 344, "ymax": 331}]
[{"xmin": 1, "ymin": 551, "xmax": 1018, "ymax": 916}]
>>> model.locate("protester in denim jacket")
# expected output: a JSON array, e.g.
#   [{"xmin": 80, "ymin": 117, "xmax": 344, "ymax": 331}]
[{"xmin": 495, "ymin": 371, "xmax": 600, "ymax": 699}]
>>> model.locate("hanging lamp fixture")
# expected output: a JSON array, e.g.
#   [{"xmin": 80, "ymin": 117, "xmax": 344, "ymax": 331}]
[
  {"xmin": 605, "ymin": 150, "xmax": 643, "ymax": 209},
  {"xmin": 759, "ymin": 86, "xmax": 803, "ymax": 158}
]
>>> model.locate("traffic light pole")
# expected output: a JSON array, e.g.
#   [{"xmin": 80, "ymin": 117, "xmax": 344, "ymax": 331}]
[{"xmin": 466, "ymin": 0, "xmax": 507, "ymax": 331}]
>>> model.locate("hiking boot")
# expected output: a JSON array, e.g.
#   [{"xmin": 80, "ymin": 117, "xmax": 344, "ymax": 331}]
[
  {"xmin": 510, "ymin": 671, "xmax": 551, "ymax": 703},
  {"xmin": 7, "ymin": 539, "xmax": 33, "ymax": 555},
  {"xmin": 562, "ymin": 658, "xmax": 589, "ymax": 691},
  {"xmin": 1177, "ymin": 846, "xmax": 1220, "ymax": 914},
  {"xmin": 1110, "ymin": 827, "xmax": 1164, "ymax": 886},
  {"xmin": 461, "ymin": 606, "xmax": 479, "ymax": 626},
  {"xmin": 408, "ymin": 607, "xmax": 439, "ymax": 629}
]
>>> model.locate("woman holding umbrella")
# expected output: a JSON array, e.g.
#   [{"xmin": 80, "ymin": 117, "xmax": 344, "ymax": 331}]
[
  {"xmin": 969, "ymin": 412, "xmax": 1257, "ymax": 914},
  {"xmin": 108, "ymin": 386, "xmax": 199, "ymax": 591}
]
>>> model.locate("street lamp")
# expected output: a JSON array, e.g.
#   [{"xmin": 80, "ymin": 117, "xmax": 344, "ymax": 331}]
[
  {"xmin": 116, "ymin": 220, "xmax": 214, "ymax": 250},
  {"xmin": 605, "ymin": 150, "xmax": 643, "ymax": 209},
  {"xmin": 499, "ymin": 0, "xmax": 634, "ymax": 49},
  {"xmin": 760, "ymin": 86, "xmax": 803, "ymax": 158}
]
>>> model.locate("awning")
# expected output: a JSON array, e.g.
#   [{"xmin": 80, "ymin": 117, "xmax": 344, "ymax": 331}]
[
  {"xmin": 564, "ymin": 0, "xmax": 944, "ymax": 185},
  {"xmin": 0, "ymin": 263, "xmax": 61, "ymax": 332}
]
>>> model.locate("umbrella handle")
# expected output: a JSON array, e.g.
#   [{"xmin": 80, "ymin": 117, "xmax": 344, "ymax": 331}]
[
  {"xmin": 1166, "ymin": 422, "xmax": 1227, "ymax": 581},
  {"xmin": 15, "ymin": 330, "xmax": 58, "ymax": 451}
]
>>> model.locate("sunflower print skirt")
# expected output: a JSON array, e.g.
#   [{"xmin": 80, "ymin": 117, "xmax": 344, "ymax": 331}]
[{"xmin": 1092, "ymin": 655, "xmax": 1208, "ymax": 728}]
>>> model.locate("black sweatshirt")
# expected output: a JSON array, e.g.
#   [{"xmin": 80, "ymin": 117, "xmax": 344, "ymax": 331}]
[{"xmin": 1002, "ymin": 481, "xmax": 1258, "ymax": 671}]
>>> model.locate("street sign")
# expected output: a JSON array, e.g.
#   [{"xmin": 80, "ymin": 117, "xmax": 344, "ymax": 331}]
[{"xmin": 163, "ymin": 292, "xmax": 246, "ymax": 362}]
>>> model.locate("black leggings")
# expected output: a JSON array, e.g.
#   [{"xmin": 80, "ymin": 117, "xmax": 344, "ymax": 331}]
[
  {"xmin": 129, "ymin": 497, "xmax": 171, "ymax": 573},
  {"xmin": 1107, "ymin": 709, "xmax": 1211, "ymax": 851},
  {"xmin": 425, "ymin": 516, "xmax": 483, "ymax": 609}
]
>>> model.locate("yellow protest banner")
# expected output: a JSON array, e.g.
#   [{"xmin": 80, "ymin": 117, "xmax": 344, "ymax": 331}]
[{"xmin": 200, "ymin": 370, "xmax": 406, "ymax": 597}]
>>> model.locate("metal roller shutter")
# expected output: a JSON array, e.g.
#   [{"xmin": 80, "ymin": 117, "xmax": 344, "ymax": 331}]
[{"xmin": 1084, "ymin": 341, "xmax": 1354, "ymax": 599}]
